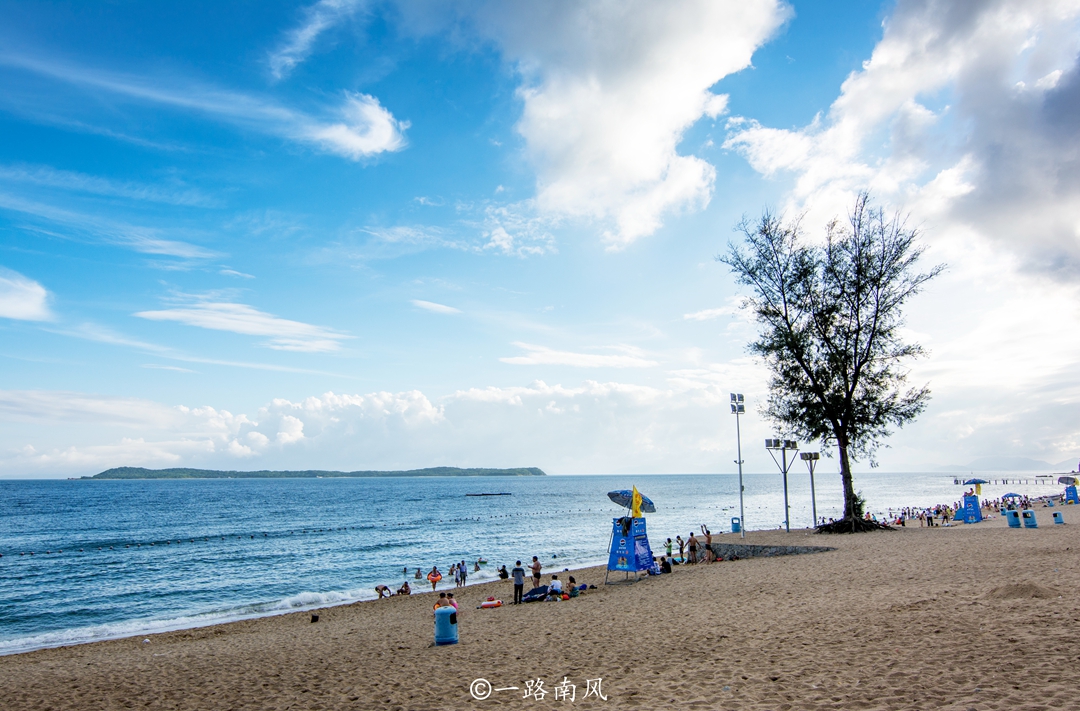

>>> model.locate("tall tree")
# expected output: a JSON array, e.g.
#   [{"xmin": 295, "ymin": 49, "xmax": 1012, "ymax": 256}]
[{"xmin": 721, "ymin": 193, "xmax": 943, "ymax": 532}]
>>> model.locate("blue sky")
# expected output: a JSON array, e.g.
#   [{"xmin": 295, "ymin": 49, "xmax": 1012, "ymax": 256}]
[{"xmin": 3, "ymin": 0, "xmax": 1080, "ymax": 477}]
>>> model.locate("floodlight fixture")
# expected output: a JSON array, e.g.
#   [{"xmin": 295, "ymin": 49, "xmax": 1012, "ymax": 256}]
[
  {"xmin": 764, "ymin": 437, "xmax": 799, "ymax": 532},
  {"xmin": 730, "ymin": 393, "xmax": 746, "ymax": 539},
  {"xmin": 800, "ymin": 451, "xmax": 821, "ymax": 526}
]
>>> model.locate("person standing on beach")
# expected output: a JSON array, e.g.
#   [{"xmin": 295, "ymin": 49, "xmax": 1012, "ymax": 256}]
[
  {"xmin": 677, "ymin": 535, "xmax": 685, "ymax": 563},
  {"xmin": 530, "ymin": 556, "xmax": 542, "ymax": 587},
  {"xmin": 665, "ymin": 538, "xmax": 673, "ymax": 560},
  {"xmin": 687, "ymin": 532, "xmax": 698, "ymax": 564},
  {"xmin": 459, "ymin": 560, "xmax": 468, "ymax": 587},
  {"xmin": 511, "ymin": 560, "xmax": 526, "ymax": 604}
]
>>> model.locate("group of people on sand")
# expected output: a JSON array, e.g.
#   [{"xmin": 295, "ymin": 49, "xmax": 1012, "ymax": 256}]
[
  {"xmin": 374, "ymin": 582, "xmax": 410, "ymax": 598},
  {"xmin": 667, "ymin": 525, "xmax": 718, "ymax": 565}
]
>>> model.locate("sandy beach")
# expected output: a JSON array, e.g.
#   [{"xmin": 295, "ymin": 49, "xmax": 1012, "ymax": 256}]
[{"xmin": 3, "ymin": 507, "xmax": 1079, "ymax": 710}]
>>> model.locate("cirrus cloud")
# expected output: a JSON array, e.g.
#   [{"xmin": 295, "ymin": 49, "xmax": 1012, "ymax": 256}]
[
  {"xmin": 499, "ymin": 342, "xmax": 659, "ymax": 368},
  {"xmin": 0, "ymin": 267, "xmax": 51, "ymax": 321},
  {"xmin": 134, "ymin": 301, "xmax": 350, "ymax": 353}
]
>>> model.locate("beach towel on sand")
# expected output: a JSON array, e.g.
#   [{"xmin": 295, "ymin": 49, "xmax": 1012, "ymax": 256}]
[{"xmin": 522, "ymin": 585, "xmax": 548, "ymax": 603}]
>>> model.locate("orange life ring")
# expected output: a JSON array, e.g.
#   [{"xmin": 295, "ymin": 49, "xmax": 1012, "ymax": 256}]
[
  {"xmin": 427, "ymin": 573, "xmax": 442, "ymax": 583},
  {"xmin": 480, "ymin": 599, "xmax": 503, "ymax": 608}
]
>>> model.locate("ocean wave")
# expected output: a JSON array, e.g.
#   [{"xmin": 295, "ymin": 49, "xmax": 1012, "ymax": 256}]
[{"xmin": 0, "ymin": 585, "xmax": 376, "ymax": 656}]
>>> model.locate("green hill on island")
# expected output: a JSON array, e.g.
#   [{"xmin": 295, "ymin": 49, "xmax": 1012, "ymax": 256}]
[{"xmin": 86, "ymin": 466, "xmax": 546, "ymax": 479}]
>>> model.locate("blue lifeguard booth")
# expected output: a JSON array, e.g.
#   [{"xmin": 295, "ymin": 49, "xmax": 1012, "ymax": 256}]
[
  {"xmin": 606, "ymin": 517, "xmax": 655, "ymax": 578},
  {"xmin": 604, "ymin": 488, "xmax": 657, "ymax": 583},
  {"xmin": 959, "ymin": 494, "xmax": 982, "ymax": 523},
  {"xmin": 1065, "ymin": 485, "xmax": 1079, "ymax": 505}
]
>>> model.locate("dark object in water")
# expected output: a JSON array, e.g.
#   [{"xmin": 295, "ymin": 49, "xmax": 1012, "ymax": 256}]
[
  {"xmin": 311, "ymin": 614, "xmax": 319, "ymax": 623},
  {"xmin": 465, "ymin": 493, "xmax": 512, "ymax": 496}
]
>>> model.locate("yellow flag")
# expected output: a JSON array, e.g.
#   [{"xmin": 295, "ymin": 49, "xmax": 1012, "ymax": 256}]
[
  {"xmin": 631, "ymin": 486, "xmax": 642, "ymax": 518},
  {"xmin": 975, "ymin": 483, "xmax": 982, "ymax": 496}
]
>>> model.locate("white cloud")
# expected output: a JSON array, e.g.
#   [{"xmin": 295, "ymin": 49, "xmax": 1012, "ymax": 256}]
[
  {"xmin": 410, "ymin": 299, "xmax": 461, "ymax": 315},
  {"xmin": 0, "ymin": 383, "xmax": 741, "ymax": 476},
  {"xmin": 719, "ymin": 0, "xmax": 1080, "ymax": 470},
  {"xmin": 0, "ymin": 267, "xmax": 51, "ymax": 321},
  {"xmin": 0, "ymin": 390, "xmax": 184, "ymax": 427},
  {"xmin": 54, "ymin": 322, "xmax": 348, "ymax": 374},
  {"xmin": 499, "ymin": 342, "xmax": 659, "ymax": 368},
  {"xmin": 724, "ymin": 0, "xmax": 1080, "ymax": 272},
  {"xmin": 0, "ymin": 163, "xmax": 218, "ymax": 207},
  {"xmin": 683, "ymin": 308, "xmax": 732, "ymax": 321},
  {"xmin": 0, "ymin": 53, "xmax": 406, "ymax": 160},
  {"xmin": 275, "ymin": 415, "xmax": 306, "ymax": 444},
  {"xmin": 0, "ymin": 192, "xmax": 220, "ymax": 260},
  {"xmin": 141, "ymin": 364, "xmax": 195, "ymax": 373},
  {"xmin": 268, "ymin": 0, "xmax": 364, "ymax": 79},
  {"xmin": 466, "ymin": 0, "xmax": 789, "ymax": 247},
  {"xmin": 479, "ymin": 202, "xmax": 556, "ymax": 257},
  {"xmin": 134, "ymin": 302, "xmax": 350, "ymax": 353},
  {"xmin": 683, "ymin": 301, "xmax": 741, "ymax": 321},
  {"xmin": 305, "ymin": 92, "xmax": 409, "ymax": 159}
]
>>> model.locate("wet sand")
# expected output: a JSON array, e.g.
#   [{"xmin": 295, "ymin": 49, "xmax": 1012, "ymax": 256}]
[{"xmin": 2, "ymin": 507, "xmax": 1079, "ymax": 710}]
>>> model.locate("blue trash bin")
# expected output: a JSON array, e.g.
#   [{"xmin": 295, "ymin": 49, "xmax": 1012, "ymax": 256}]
[
  {"xmin": 1022, "ymin": 510, "xmax": 1038, "ymax": 528},
  {"xmin": 1006, "ymin": 510, "xmax": 1021, "ymax": 528},
  {"xmin": 730, "ymin": 517, "xmax": 741, "ymax": 534},
  {"xmin": 1053, "ymin": 511, "xmax": 1065, "ymax": 525},
  {"xmin": 434, "ymin": 606, "xmax": 458, "ymax": 645}
]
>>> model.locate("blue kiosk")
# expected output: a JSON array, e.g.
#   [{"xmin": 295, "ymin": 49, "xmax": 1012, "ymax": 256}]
[
  {"xmin": 604, "ymin": 488, "xmax": 657, "ymax": 584},
  {"xmin": 958, "ymin": 494, "xmax": 982, "ymax": 523},
  {"xmin": 1066, "ymin": 485, "xmax": 1079, "ymax": 505},
  {"xmin": 957, "ymin": 479, "xmax": 987, "ymax": 523}
]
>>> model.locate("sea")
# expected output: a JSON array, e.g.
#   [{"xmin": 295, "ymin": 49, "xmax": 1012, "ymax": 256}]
[{"xmin": 0, "ymin": 471, "xmax": 1063, "ymax": 655}]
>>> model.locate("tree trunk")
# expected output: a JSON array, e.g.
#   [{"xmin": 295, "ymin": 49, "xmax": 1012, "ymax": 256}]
[
  {"xmin": 837, "ymin": 432, "xmax": 858, "ymax": 525},
  {"xmin": 814, "ymin": 428, "xmax": 894, "ymax": 533}
]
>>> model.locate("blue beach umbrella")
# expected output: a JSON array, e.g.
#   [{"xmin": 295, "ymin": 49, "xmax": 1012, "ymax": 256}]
[
  {"xmin": 1058, "ymin": 476, "xmax": 1078, "ymax": 486},
  {"xmin": 607, "ymin": 490, "xmax": 657, "ymax": 513},
  {"xmin": 1002, "ymin": 492, "xmax": 1022, "ymax": 499},
  {"xmin": 962, "ymin": 478, "xmax": 989, "ymax": 485}
]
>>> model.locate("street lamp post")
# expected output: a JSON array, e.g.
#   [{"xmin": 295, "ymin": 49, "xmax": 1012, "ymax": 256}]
[
  {"xmin": 800, "ymin": 452, "xmax": 821, "ymax": 527},
  {"xmin": 730, "ymin": 394, "xmax": 746, "ymax": 539},
  {"xmin": 765, "ymin": 438, "xmax": 799, "ymax": 532}
]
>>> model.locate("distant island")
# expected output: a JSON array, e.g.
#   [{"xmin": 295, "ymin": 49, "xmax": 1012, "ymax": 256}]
[{"xmin": 86, "ymin": 466, "xmax": 547, "ymax": 480}]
